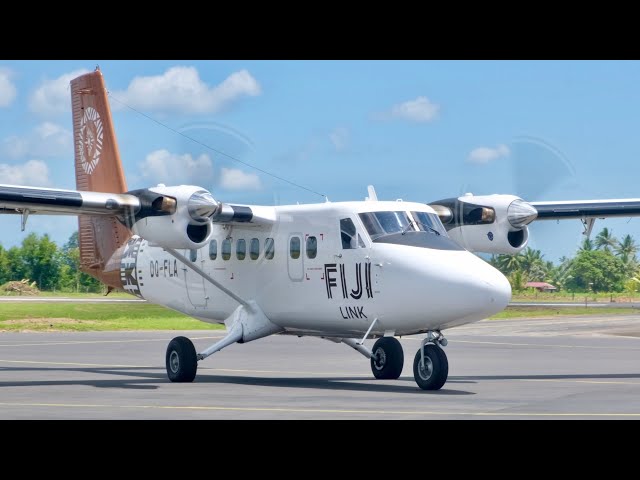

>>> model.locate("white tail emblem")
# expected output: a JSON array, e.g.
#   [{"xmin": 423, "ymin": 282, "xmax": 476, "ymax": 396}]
[{"xmin": 78, "ymin": 106, "xmax": 103, "ymax": 175}]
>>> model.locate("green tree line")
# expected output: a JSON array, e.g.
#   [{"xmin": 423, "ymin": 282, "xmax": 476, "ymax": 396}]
[
  {"xmin": 0, "ymin": 231, "xmax": 102, "ymax": 293},
  {"xmin": 3, "ymin": 228, "xmax": 640, "ymax": 295},
  {"xmin": 489, "ymin": 228, "xmax": 640, "ymax": 293}
]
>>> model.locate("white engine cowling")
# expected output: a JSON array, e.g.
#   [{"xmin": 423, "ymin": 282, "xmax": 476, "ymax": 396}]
[
  {"xmin": 128, "ymin": 185, "xmax": 217, "ymax": 250},
  {"xmin": 429, "ymin": 194, "xmax": 538, "ymax": 255}
]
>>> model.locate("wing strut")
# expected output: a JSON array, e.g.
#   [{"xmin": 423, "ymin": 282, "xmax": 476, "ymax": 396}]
[
  {"xmin": 163, "ymin": 247, "xmax": 249, "ymax": 307},
  {"xmin": 582, "ymin": 218, "xmax": 596, "ymax": 238},
  {"xmin": 21, "ymin": 209, "xmax": 30, "ymax": 232}
]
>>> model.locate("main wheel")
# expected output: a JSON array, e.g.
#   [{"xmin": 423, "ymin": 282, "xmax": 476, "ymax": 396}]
[
  {"xmin": 370, "ymin": 337, "xmax": 404, "ymax": 379},
  {"xmin": 413, "ymin": 344, "xmax": 448, "ymax": 390},
  {"xmin": 166, "ymin": 336, "xmax": 198, "ymax": 383}
]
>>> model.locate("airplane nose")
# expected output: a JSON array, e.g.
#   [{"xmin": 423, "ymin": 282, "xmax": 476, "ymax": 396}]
[
  {"xmin": 475, "ymin": 264, "xmax": 512, "ymax": 316},
  {"xmin": 445, "ymin": 254, "xmax": 512, "ymax": 321}
]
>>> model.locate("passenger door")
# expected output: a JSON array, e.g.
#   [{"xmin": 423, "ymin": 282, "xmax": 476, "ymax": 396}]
[{"xmin": 287, "ymin": 233, "xmax": 304, "ymax": 281}]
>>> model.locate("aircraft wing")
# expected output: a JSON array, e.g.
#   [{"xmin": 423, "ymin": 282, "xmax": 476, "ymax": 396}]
[
  {"xmin": 0, "ymin": 184, "xmax": 140, "ymax": 216},
  {"xmin": 531, "ymin": 199, "xmax": 640, "ymax": 220},
  {"xmin": 427, "ymin": 193, "xmax": 640, "ymax": 254},
  {"xmin": 0, "ymin": 184, "xmax": 274, "ymax": 226}
]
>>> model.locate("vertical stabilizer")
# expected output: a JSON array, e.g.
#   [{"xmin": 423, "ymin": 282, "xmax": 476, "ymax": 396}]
[{"xmin": 71, "ymin": 68, "xmax": 132, "ymax": 288}]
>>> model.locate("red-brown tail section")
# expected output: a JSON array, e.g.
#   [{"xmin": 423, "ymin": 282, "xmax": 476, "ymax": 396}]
[{"xmin": 71, "ymin": 68, "xmax": 132, "ymax": 289}]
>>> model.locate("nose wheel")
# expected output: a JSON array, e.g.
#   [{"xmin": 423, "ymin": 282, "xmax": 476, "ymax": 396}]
[
  {"xmin": 370, "ymin": 337, "xmax": 404, "ymax": 379},
  {"xmin": 413, "ymin": 342, "xmax": 448, "ymax": 390}
]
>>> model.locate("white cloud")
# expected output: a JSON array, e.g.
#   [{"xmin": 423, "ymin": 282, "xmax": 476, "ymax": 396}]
[
  {"xmin": 3, "ymin": 122, "xmax": 72, "ymax": 159},
  {"xmin": 219, "ymin": 167, "xmax": 261, "ymax": 191},
  {"xmin": 329, "ymin": 127, "xmax": 349, "ymax": 151},
  {"xmin": 0, "ymin": 160, "xmax": 50, "ymax": 186},
  {"xmin": 29, "ymin": 69, "xmax": 90, "ymax": 116},
  {"xmin": 138, "ymin": 149, "xmax": 213, "ymax": 185},
  {"xmin": 388, "ymin": 96, "xmax": 440, "ymax": 122},
  {"xmin": 112, "ymin": 66, "xmax": 261, "ymax": 114},
  {"xmin": 467, "ymin": 144, "xmax": 510, "ymax": 164},
  {"xmin": 0, "ymin": 68, "xmax": 17, "ymax": 107}
]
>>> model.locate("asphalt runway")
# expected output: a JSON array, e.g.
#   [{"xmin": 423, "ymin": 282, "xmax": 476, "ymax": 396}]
[{"xmin": 1, "ymin": 314, "xmax": 640, "ymax": 419}]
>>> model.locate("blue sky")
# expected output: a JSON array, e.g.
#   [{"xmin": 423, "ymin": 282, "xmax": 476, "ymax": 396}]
[{"xmin": 1, "ymin": 60, "xmax": 640, "ymax": 261}]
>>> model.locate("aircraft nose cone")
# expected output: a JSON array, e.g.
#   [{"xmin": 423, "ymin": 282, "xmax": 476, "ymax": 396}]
[
  {"xmin": 477, "ymin": 265, "xmax": 512, "ymax": 316},
  {"xmin": 452, "ymin": 256, "xmax": 512, "ymax": 320}
]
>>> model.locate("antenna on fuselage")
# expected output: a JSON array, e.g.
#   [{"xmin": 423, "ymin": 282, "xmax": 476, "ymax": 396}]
[{"xmin": 366, "ymin": 185, "xmax": 378, "ymax": 202}]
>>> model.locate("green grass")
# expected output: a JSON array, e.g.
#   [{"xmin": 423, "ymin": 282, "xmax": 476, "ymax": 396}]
[
  {"xmin": 490, "ymin": 306, "xmax": 640, "ymax": 319},
  {"xmin": 1, "ymin": 300, "xmax": 639, "ymax": 332},
  {"xmin": 0, "ymin": 290, "xmax": 134, "ymax": 298},
  {"xmin": 0, "ymin": 303, "xmax": 224, "ymax": 332},
  {"xmin": 511, "ymin": 291, "xmax": 640, "ymax": 303}
]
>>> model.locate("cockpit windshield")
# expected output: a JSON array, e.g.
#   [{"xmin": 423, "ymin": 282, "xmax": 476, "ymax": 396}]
[
  {"xmin": 358, "ymin": 211, "xmax": 412, "ymax": 241},
  {"xmin": 358, "ymin": 211, "xmax": 448, "ymax": 241}
]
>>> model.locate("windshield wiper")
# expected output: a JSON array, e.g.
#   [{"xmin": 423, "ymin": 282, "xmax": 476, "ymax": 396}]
[
  {"xmin": 401, "ymin": 222, "xmax": 416, "ymax": 235},
  {"xmin": 415, "ymin": 221, "xmax": 441, "ymax": 236}
]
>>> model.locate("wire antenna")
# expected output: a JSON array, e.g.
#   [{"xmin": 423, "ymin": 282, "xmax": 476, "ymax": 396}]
[{"xmin": 107, "ymin": 92, "xmax": 327, "ymax": 199}]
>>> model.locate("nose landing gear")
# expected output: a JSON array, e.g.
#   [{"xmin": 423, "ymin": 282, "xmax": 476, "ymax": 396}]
[{"xmin": 413, "ymin": 331, "xmax": 448, "ymax": 390}]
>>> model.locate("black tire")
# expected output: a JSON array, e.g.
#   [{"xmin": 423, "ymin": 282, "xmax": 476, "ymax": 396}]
[
  {"xmin": 166, "ymin": 336, "xmax": 198, "ymax": 383},
  {"xmin": 413, "ymin": 344, "xmax": 448, "ymax": 390},
  {"xmin": 370, "ymin": 337, "xmax": 404, "ymax": 380}
]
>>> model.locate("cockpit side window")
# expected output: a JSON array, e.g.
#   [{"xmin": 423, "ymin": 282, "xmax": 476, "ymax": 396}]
[
  {"xmin": 340, "ymin": 218, "xmax": 358, "ymax": 249},
  {"xmin": 411, "ymin": 211, "xmax": 449, "ymax": 237}
]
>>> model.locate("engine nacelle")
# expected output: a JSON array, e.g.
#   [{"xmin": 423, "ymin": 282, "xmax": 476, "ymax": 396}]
[
  {"xmin": 429, "ymin": 194, "xmax": 538, "ymax": 255},
  {"xmin": 127, "ymin": 185, "xmax": 218, "ymax": 250}
]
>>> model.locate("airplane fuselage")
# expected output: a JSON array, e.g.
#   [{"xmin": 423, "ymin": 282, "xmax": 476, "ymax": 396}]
[{"xmin": 123, "ymin": 200, "xmax": 512, "ymax": 338}]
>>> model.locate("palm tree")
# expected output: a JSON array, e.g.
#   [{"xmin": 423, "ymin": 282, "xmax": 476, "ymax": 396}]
[
  {"xmin": 579, "ymin": 238, "xmax": 594, "ymax": 252},
  {"xmin": 493, "ymin": 253, "xmax": 522, "ymax": 275},
  {"xmin": 520, "ymin": 247, "xmax": 543, "ymax": 271},
  {"xmin": 595, "ymin": 227, "xmax": 617, "ymax": 252},
  {"xmin": 518, "ymin": 248, "xmax": 547, "ymax": 282},
  {"xmin": 547, "ymin": 257, "xmax": 573, "ymax": 291},
  {"xmin": 616, "ymin": 234, "xmax": 638, "ymax": 263}
]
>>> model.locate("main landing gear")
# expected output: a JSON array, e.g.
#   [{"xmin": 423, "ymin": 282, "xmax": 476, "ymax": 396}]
[
  {"xmin": 166, "ymin": 336, "xmax": 198, "ymax": 382},
  {"xmin": 349, "ymin": 331, "xmax": 449, "ymax": 390},
  {"xmin": 370, "ymin": 337, "xmax": 404, "ymax": 379}
]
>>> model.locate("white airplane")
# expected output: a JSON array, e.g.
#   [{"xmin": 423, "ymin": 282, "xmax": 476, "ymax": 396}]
[{"xmin": 2, "ymin": 68, "xmax": 640, "ymax": 390}]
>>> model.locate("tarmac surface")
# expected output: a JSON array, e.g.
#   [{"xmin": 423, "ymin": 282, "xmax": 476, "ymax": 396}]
[{"xmin": 1, "ymin": 314, "xmax": 640, "ymax": 419}]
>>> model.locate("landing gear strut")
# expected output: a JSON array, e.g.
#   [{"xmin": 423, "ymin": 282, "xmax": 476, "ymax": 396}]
[{"xmin": 413, "ymin": 331, "xmax": 448, "ymax": 390}]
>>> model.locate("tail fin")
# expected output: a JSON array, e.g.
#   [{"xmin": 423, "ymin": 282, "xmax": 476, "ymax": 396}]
[{"xmin": 71, "ymin": 68, "xmax": 132, "ymax": 288}]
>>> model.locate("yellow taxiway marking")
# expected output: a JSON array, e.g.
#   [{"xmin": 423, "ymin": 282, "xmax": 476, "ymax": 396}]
[
  {"xmin": 520, "ymin": 379, "xmax": 640, "ymax": 386},
  {"xmin": 0, "ymin": 401, "xmax": 639, "ymax": 417},
  {"xmin": 0, "ymin": 336, "xmax": 222, "ymax": 348},
  {"xmin": 0, "ymin": 359, "xmax": 366, "ymax": 377},
  {"xmin": 0, "ymin": 359, "xmax": 153, "ymax": 368},
  {"xmin": 2, "ymin": 359, "xmax": 638, "ymax": 385},
  {"xmin": 401, "ymin": 337, "xmax": 640, "ymax": 350},
  {"xmin": 199, "ymin": 367, "xmax": 368, "ymax": 377}
]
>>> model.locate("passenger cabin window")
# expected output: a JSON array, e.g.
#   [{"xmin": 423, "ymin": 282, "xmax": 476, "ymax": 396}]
[
  {"xmin": 265, "ymin": 238, "xmax": 275, "ymax": 260},
  {"xmin": 290, "ymin": 236, "xmax": 301, "ymax": 259},
  {"xmin": 306, "ymin": 236, "xmax": 317, "ymax": 259},
  {"xmin": 340, "ymin": 218, "xmax": 360, "ymax": 249},
  {"xmin": 237, "ymin": 239, "xmax": 246, "ymax": 260},
  {"xmin": 209, "ymin": 240, "xmax": 217, "ymax": 260},
  {"xmin": 222, "ymin": 238, "xmax": 232, "ymax": 261},
  {"xmin": 250, "ymin": 238, "xmax": 260, "ymax": 260},
  {"xmin": 189, "ymin": 249, "xmax": 197, "ymax": 262}
]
